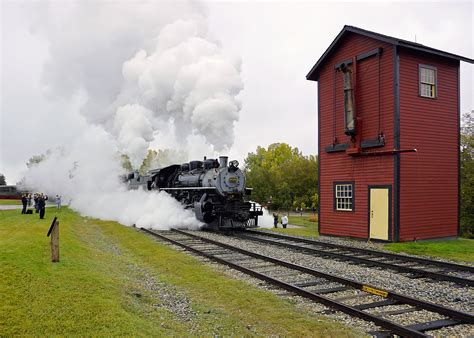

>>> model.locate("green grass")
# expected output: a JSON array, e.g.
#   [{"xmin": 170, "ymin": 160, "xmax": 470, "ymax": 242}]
[
  {"xmin": 0, "ymin": 199, "xmax": 21, "ymax": 205},
  {"xmin": 0, "ymin": 208, "xmax": 361, "ymax": 336},
  {"xmin": 259, "ymin": 215, "xmax": 319, "ymax": 238},
  {"xmin": 384, "ymin": 239, "xmax": 474, "ymax": 263},
  {"xmin": 289, "ymin": 215, "xmax": 318, "ymax": 228},
  {"xmin": 258, "ymin": 215, "xmax": 474, "ymax": 263}
]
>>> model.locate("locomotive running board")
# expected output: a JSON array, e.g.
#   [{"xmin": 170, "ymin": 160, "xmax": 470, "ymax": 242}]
[{"xmin": 160, "ymin": 187, "xmax": 217, "ymax": 191}]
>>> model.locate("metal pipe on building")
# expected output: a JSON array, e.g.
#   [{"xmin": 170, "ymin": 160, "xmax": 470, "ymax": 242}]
[{"xmin": 340, "ymin": 63, "xmax": 357, "ymax": 137}]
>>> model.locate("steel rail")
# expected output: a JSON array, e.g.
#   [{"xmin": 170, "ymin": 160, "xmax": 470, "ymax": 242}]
[
  {"xmin": 237, "ymin": 232, "xmax": 474, "ymax": 287},
  {"xmin": 173, "ymin": 229, "xmax": 474, "ymax": 324},
  {"xmin": 244, "ymin": 229, "xmax": 474, "ymax": 273},
  {"xmin": 141, "ymin": 228, "xmax": 473, "ymax": 336}
]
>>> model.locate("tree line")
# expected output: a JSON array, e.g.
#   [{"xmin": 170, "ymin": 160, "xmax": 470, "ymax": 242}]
[{"xmin": 243, "ymin": 143, "xmax": 318, "ymax": 211}]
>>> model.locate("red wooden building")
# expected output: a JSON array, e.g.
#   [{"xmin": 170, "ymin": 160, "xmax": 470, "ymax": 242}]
[{"xmin": 307, "ymin": 26, "xmax": 473, "ymax": 242}]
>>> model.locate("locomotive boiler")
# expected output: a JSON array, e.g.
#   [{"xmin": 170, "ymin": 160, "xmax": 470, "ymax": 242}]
[{"xmin": 125, "ymin": 156, "xmax": 262, "ymax": 229}]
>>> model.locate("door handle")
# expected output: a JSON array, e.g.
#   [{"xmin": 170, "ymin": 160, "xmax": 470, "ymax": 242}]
[{"xmin": 371, "ymin": 210, "xmax": 374, "ymax": 218}]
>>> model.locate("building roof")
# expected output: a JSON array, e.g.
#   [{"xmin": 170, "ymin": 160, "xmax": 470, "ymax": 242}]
[{"xmin": 306, "ymin": 25, "xmax": 474, "ymax": 81}]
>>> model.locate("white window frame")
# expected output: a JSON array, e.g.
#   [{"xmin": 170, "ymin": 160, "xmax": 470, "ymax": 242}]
[
  {"xmin": 419, "ymin": 65, "xmax": 437, "ymax": 99},
  {"xmin": 335, "ymin": 183, "xmax": 354, "ymax": 211}
]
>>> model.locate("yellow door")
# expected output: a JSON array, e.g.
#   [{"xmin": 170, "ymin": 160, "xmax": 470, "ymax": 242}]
[{"xmin": 369, "ymin": 188, "xmax": 390, "ymax": 240}]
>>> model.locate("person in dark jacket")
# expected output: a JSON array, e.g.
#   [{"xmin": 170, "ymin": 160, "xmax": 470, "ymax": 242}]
[
  {"xmin": 34, "ymin": 193, "xmax": 39, "ymax": 213},
  {"xmin": 38, "ymin": 194, "xmax": 47, "ymax": 219},
  {"xmin": 21, "ymin": 194, "xmax": 28, "ymax": 214},
  {"xmin": 273, "ymin": 213, "xmax": 279, "ymax": 228}
]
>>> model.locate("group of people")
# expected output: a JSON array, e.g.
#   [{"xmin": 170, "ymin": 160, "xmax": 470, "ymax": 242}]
[
  {"xmin": 21, "ymin": 193, "xmax": 62, "ymax": 219},
  {"xmin": 272, "ymin": 213, "xmax": 288, "ymax": 228}
]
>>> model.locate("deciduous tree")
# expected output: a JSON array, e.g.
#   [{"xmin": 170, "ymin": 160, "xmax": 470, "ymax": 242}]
[
  {"xmin": 244, "ymin": 143, "xmax": 318, "ymax": 211},
  {"xmin": 461, "ymin": 110, "xmax": 474, "ymax": 238}
]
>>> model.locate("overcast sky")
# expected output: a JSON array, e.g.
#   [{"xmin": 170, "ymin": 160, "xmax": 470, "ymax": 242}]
[{"xmin": 1, "ymin": 0, "xmax": 473, "ymax": 184}]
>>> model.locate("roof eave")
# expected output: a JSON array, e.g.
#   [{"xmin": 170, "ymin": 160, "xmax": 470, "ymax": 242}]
[
  {"xmin": 306, "ymin": 25, "xmax": 474, "ymax": 81},
  {"xmin": 397, "ymin": 42, "xmax": 474, "ymax": 64}
]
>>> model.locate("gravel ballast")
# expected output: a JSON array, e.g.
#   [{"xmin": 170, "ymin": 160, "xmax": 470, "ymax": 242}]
[{"xmin": 147, "ymin": 229, "xmax": 474, "ymax": 336}]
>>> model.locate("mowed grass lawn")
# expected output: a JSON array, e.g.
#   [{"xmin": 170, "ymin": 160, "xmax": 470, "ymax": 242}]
[
  {"xmin": 259, "ymin": 215, "xmax": 318, "ymax": 238},
  {"xmin": 259, "ymin": 215, "xmax": 474, "ymax": 263},
  {"xmin": 0, "ymin": 208, "xmax": 361, "ymax": 336},
  {"xmin": 385, "ymin": 239, "xmax": 474, "ymax": 263}
]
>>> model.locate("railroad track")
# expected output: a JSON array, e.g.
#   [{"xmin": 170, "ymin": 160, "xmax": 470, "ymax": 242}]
[
  {"xmin": 237, "ymin": 229, "xmax": 474, "ymax": 287},
  {"xmin": 141, "ymin": 228, "xmax": 474, "ymax": 337}
]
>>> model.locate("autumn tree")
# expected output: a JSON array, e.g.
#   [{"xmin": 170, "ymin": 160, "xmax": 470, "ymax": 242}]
[{"xmin": 244, "ymin": 143, "xmax": 318, "ymax": 211}]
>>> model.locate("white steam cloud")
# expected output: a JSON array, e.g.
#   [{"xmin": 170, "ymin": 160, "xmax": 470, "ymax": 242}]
[
  {"xmin": 113, "ymin": 104, "xmax": 154, "ymax": 168},
  {"xmin": 114, "ymin": 17, "xmax": 243, "ymax": 154},
  {"xmin": 23, "ymin": 124, "xmax": 201, "ymax": 230},
  {"xmin": 21, "ymin": 1, "xmax": 244, "ymax": 230},
  {"xmin": 257, "ymin": 208, "xmax": 276, "ymax": 229}
]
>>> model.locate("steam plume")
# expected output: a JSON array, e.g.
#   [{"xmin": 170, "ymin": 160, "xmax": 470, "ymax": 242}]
[{"xmin": 22, "ymin": 1, "xmax": 243, "ymax": 230}]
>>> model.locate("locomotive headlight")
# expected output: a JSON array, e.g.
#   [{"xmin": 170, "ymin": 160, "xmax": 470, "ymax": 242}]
[{"xmin": 225, "ymin": 174, "xmax": 239, "ymax": 188}]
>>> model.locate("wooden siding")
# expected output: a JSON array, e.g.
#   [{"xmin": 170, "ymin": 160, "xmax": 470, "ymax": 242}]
[
  {"xmin": 398, "ymin": 49, "xmax": 459, "ymax": 241},
  {"xmin": 318, "ymin": 33, "xmax": 394, "ymax": 239}
]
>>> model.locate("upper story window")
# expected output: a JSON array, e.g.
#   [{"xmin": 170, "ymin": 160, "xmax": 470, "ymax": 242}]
[{"xmin": 419, "ymin": 65, "xmax": 437, "ymax": 98}]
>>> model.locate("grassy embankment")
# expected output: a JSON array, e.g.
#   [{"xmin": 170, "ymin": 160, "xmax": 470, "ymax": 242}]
[
  {"xmin": 0, "ymin": 207, "xmax": 361, "ymax": 336},
  {"xmin": 260, "ymin": 214, "xmax": 473, "ymax": 263}
]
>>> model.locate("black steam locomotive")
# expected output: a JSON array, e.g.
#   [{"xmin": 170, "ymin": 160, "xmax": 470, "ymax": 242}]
[{"xmin": 125, "ymin": 156, "xmax": 262, "ymax": 229}]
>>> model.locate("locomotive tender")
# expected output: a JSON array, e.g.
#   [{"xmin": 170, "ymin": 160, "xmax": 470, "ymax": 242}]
[{"xmin": 126, "ymin": 156, "xmax": 262, "ymax": 229}]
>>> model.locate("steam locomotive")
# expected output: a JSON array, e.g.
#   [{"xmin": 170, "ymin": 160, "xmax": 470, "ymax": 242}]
[{"xmin": 125, "ymin": 156, "xmax": 262, "ymax": 229}]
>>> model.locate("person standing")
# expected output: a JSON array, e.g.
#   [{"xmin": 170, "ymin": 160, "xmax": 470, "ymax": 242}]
[
  {"xmin": 34, "ymin": 193, "xmax": 39, "ymax": 213},
  {"xmin": 21, "ymin": 194, "xmax": 28, "ymax": 214},
  {"xmin": 27, "ymin": 193, "xmax": 32, "ymax": 207},
  {"xmin": 56, "ymin": 195, "xmax": 61, "ymax": 209},
  {"xmin": 273, "ymin": 213, "xmax": 279, "ymax": 228},
  {"xmin": 38, "ymin": 195, "xmax": 46, "ymax": 219},
  {"xmin": 281, "ymin": 214, "xmax": 288, "ymax": 229}
]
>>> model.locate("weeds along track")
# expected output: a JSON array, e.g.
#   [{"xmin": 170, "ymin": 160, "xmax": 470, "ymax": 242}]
[
  {"xmin": 141, "ymin": 228, "xmax": 473, "ymax": 337},
  {"xmin": 240, "ymin": 230, "xmax": 474, "ymax": 287}
]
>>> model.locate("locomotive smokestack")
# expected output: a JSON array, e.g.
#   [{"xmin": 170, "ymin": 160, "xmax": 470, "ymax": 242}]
[{"xmin": 219, "ymin": 156, "xmax": 228, "ymax": 168}]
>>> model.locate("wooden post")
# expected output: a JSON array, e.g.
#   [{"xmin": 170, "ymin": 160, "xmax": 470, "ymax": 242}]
[{"xmin": 50, "ymin": 220, "xmax": 59, "ymax": 262}]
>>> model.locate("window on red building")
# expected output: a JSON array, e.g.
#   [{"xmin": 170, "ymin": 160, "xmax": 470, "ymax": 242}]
[
  {"xmin": 419, "ymin": 65, "xmax": 437, "ymax": 98},
  {"xmin": 334, "ymin": 183, "xmax": 354, "ymax": 211}
]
